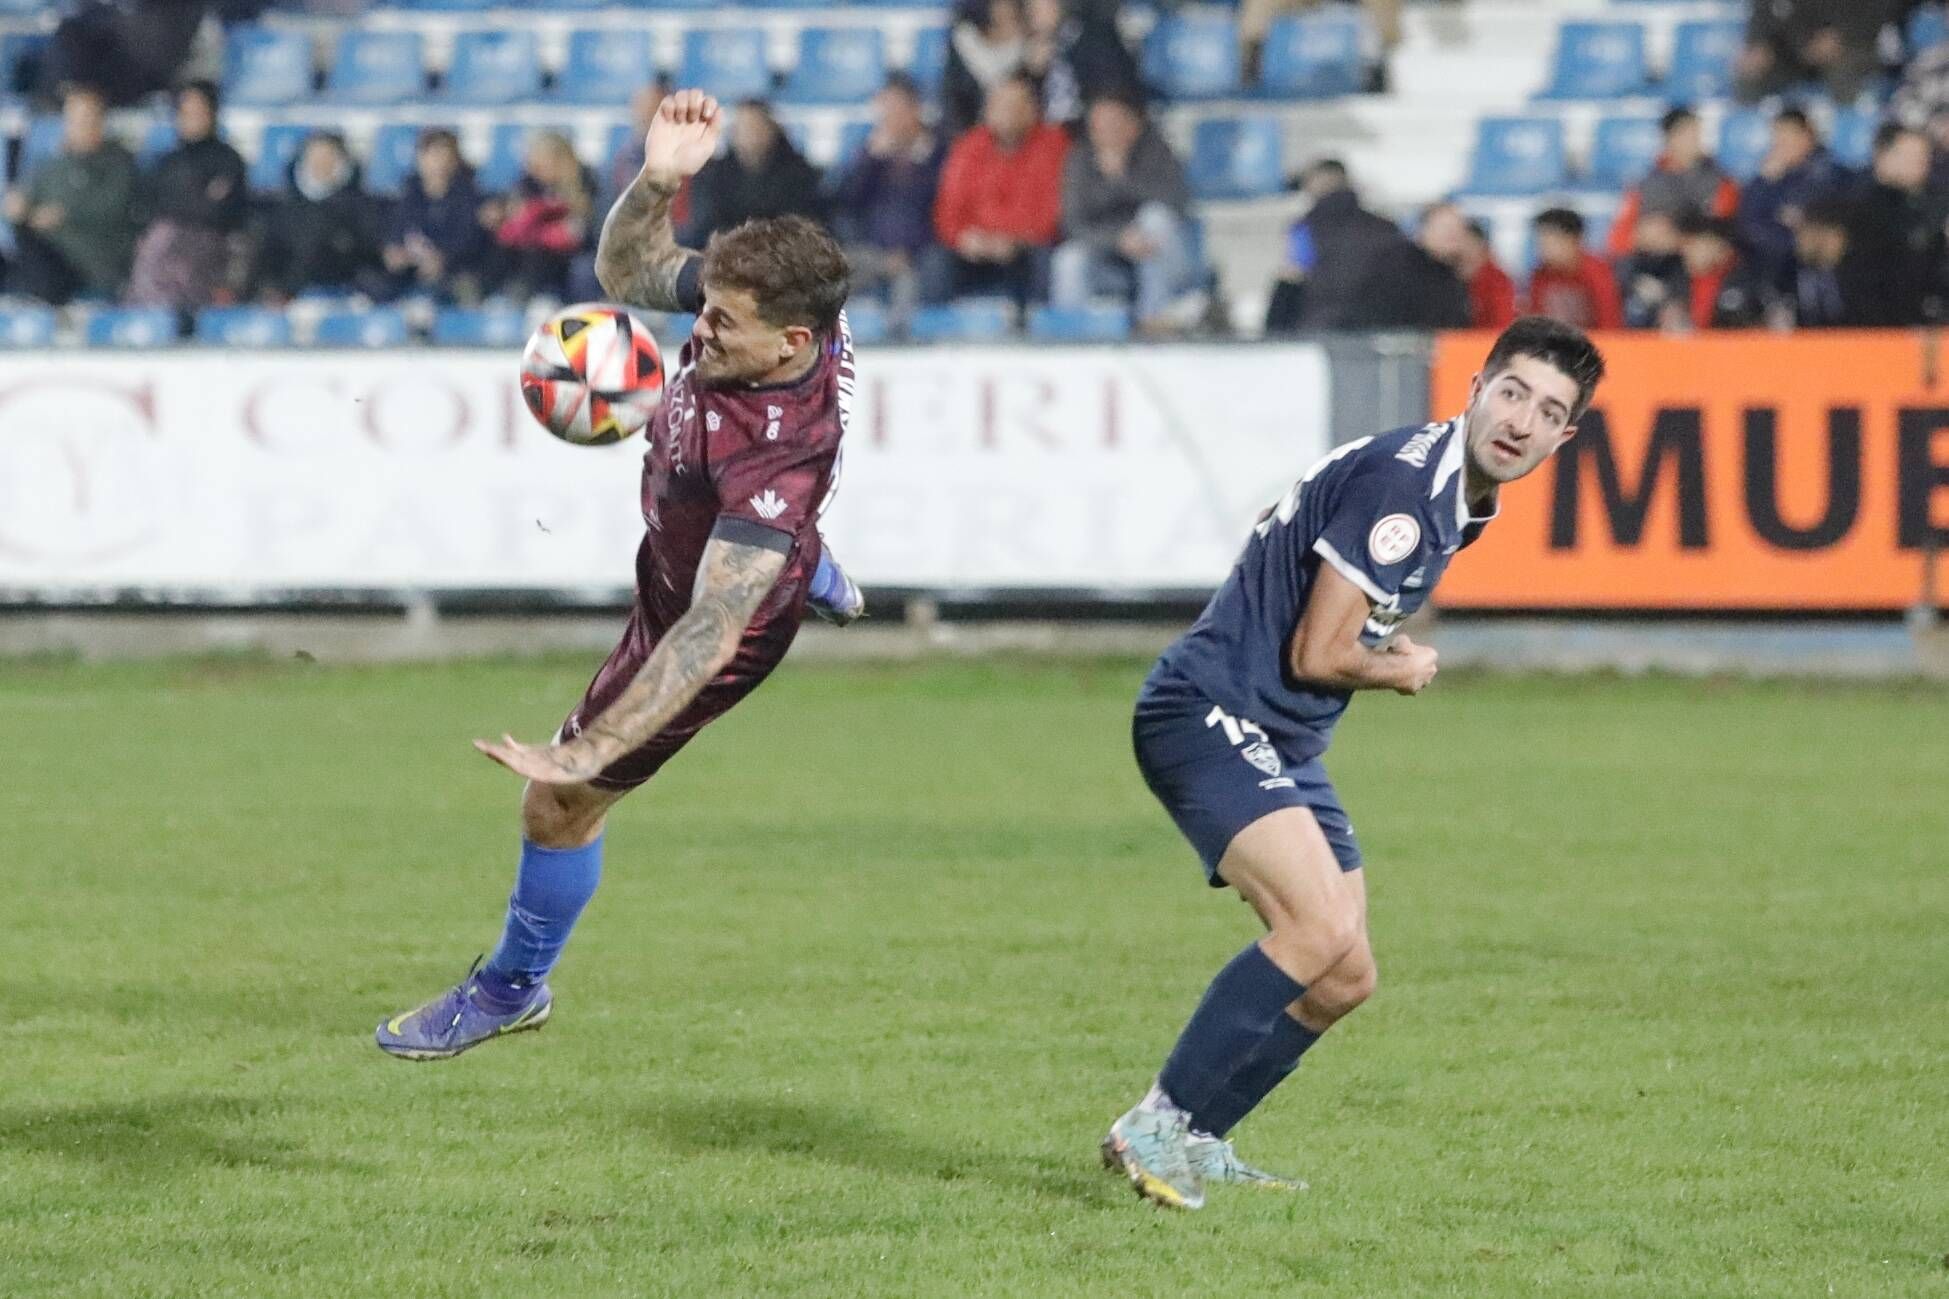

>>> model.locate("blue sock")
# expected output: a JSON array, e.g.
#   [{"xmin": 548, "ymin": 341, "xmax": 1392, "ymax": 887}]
[
  {"xmin": 479, "ymin": 836, "xmax": 603, "ymax": 1002},
  {"xmin": 1156, "ymin": 942, "xmax": 1306, "ymax": 1115},
  {"xmin": 1189, "ymin": 1013, "xmax": 1322, "ymax": 1138},
  {"xmin": 808, "ymin": 544, "xmax": 847, "ymax": 605}
]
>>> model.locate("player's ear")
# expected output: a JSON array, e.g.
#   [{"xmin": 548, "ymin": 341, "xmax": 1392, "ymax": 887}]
[
  {"xmin": 779, "ymin": 324, "xmax": 814, "ymax": 359},
  {"xmin": 1468, "ymin": 371, "xmax": 1485, "ymax": 406}
]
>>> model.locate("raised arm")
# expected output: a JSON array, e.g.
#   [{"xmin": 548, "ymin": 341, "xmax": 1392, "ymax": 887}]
[
  {"xmin": 594, "ymin": 88, "xmax": 723, "ymax": 311},
  {"xmin": 475, "ymin": 525, "xmax": 788, "ymax": 783},
  {"xmin": 1288, "ymin": 562, "xmax": 1438, "ymax": 696}
]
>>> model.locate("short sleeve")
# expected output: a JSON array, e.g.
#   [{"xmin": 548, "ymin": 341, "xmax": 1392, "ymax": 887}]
[
  {"xmin": 710, "ymin": 425, "xmax": 832, "ymax": 544},
  {"xmin": 1310, "ymin": 463, "xmax": 1437, "ymax": 606},
  {"xmin": 674, "ymin": 255, "xmax": 705, "ymax": 314}
]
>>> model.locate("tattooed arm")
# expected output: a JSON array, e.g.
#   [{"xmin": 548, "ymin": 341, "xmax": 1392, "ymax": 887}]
[
  {"xmin": 475, "ymin": 528, "xmax": 788, "ymax": 784},
  {"xmin": 593, "ymin": 87, "xmax": 723, "ymax": 311}
]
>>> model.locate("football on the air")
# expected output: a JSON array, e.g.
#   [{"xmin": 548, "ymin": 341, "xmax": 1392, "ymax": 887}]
[{"xmin": 518, "ymin": 304, "xmax": 666, "ymax": 446}]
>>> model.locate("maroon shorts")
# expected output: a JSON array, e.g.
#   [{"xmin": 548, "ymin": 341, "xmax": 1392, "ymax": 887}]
[{"xmin": 561, "ymin": 604, "xmax": 800, "ymax": 792}]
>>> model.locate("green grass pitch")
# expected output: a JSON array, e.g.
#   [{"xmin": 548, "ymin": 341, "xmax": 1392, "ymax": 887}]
[{"xmin": 2, "ymin": 653, "xmax": 1944, "ymax": 1297}]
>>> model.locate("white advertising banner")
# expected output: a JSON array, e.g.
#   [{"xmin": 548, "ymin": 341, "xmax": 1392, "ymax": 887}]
[{"xmin": 0, "ymin": 345, "xmax": 1331, "ymax": 597}]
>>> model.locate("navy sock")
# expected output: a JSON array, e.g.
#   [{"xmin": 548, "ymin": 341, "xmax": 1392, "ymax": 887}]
[
  {"xmin": 1156, "ymin": 942, "xmax": 1306, "ymax": 1116},
  {"xmin": 479, "ymin": 836, "xmax": 603, "ymax": 1000},
  {"xmin": 1189, "ymin": 1012, "xmax": 1322, "ymax": 1138}
]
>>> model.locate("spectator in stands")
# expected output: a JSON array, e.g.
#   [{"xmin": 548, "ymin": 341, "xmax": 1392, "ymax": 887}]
[
  {"xmin": 1241, "ymin": 0, "xmax": 1401, "ymax": 91},
  {"xmin": 1607, "ymin": 107, "xmax": 1739, "ymax": 260},
  {"xmin": 1050, "ymin": 90, "xmax": 1200, "ymax": 333},
  {"xmin": 1262, "ymin": 159, "xmax": 1401, "ymax": 333},
  {"xmin": 1735, "ymin": 0, "xmax": 1898, "ymax": 105},
  {"xmin": 1892, "ymin": 37, "xmax": 1949, "ymax": 132},
  {"xmin": 679, "ymin": 101, "xmax": 825, "ymax": 247},
  {"xmin": 830, "ymin": 73, "xmax": 944, "ymax": 328},
  {"xmin": 1734, "ymin": 107, "xmax": 1851, "ymax": 297},
  {"xmin": 1336, "ymin": 201, "xmax": 1471, "ymax": 330},
  {"xmin": 381, "ymin": 129, "xmax": 487, "ymax": 305},
  {"xmin": 927, "ymin": 72, "xmax": 1069, "ymax": 308},
  {"xmin": 126, "ymin": 79, "xmax": 247, "ymax": 309},
  {"xmin": 1845, "ymin": 123, "xmax": 1946, "ymax": 325},
  {"xmin": 1615, "ymin": 211, "xmax": 1689, "ymax": 330},
  {"xmin": 943, "ymin": 0, "xmax": 1029, "ymax": 136},
  {"xmin": 484, "ymin": 130, "xmax": 595, "ymax": 302},
  {"xmin": 1023, "ymin": 0, "xmax": 1143, "ymax": 130},
  {"xmin": 1, "ymin": 86, "xmax": 138, "ymax": 305},
  {"xmin": 252, "ymin": 131, "xmax": 380, "ymax": 302},
  {"xmin": 605, "ymin": 79, "xmax": 674, "ymax": 210},
  {"xmin": 1788, "ymin": 195, "xmax": 1869, "ymax": 327},
  {"xmin": 1459, "ymin": 216, "xmax": 1517, "ymax": 330},
  {"xmin": 1673, "ymin": 214, "xmax": 1765, "ymax": 330},
  {"xmin": 1525, "ymin": 207, "xmax": 1622, "ymax": 330}
]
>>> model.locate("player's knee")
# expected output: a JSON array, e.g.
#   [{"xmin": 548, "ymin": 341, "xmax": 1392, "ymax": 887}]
[
  {"xmin": 1263, "ymin": 909, "xmax": 1361, "ymax": 976},
  {"xmin": 521, "ymin": 781, "xmax": 605, "ymax": 849}
]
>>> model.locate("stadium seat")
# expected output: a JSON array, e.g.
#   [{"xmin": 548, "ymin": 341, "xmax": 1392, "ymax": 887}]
[
  {"xmin": 1463, "ymin": 116, "xmax": 1568, "ymax": 196},
  {"xmin": 315, "ymin": 309, "xmax": 410, "ymax": 348},
  {"xmin": 1143, "ymin": 16, "xmax": 1240, "ymax": 101},
  {"xmin": 365, "ymin": 122, "xmax": 426, "ymax": 197},
  {"xmin": 1257, "ymin": 13, "xmax": 1362, "ymax": 98},
  {"xmin": 196, "ymin": 307, "xmax": 294, "ymax": 347},
  {"xmin": 909, "ymin": 300, "xmax": 1013, "ymax": 342},
  {"xmin": 1537, "ymin": 21, "xmax": 1649, "ymax": 100},
  {"xmin": 1028, "ymin": 304, "xmax": 1131, "ymax": 342},
  {"xmin": 744, "ymin": 0, "xmax": 825, "ymax": 11},
  {"xmin": 779, "ymin": 28, "xmax": 886, "ymax": 105},
  {"xmin": 388, "ymin": 0, "xmax": 494, "ymax": 10},
  {"xmin": 908, "ymin": 27, "xmax": 949, "ymax": 97},
  {"xmin": 659, "ymin": 313, "xmax": 697, "ymax": 350},
  {"xmin": 1186, "ymin": 117, "xmax": 1285, "ymax": 199},
  {"xmin": 1910, "ymin": 5, "xmax": 1949, "ymax": 55},
  {"xmin": 0, "ymin": 32, "xmax": 48, "ymax": 99},
  {"xmin": 836, "ymin": 119, "xmax": 873, "ymax": 166},
  {"xmin": 250, "ymin": 122, "xmax": 313, "ymax": 192},
  {"xmin": 325, "ymin": 31, "xmax": 426, "ymax": 105},
  {"xmin": 431, "ymin": 306, "xmax": 531, "ymax": 347},
  {"xmin": 0, "ymin": 305, "xmax": 55, "ymax": 347},
  {"xmin": 1586, "ymin": 114, "xmax": 1662, "ymax": 189},
  {"xmin": 603, "ymin": 120, "xmax": 636, "ymax": 173},
  {"xmin": 440, "ymin": 30, "xmax": 542, "ymax": 105},
  {"xmin": 1717, "ymin": 108, "xmax": 1771, "ymax": 181},
  {"xmin": 1666, "ymin": 20, "xmax": 1742, "ymax": 102},
  {"xmin": 843, "ymin": 301, "xmax": 888, "ymax": 344},
  {"xmin": 681, "ymin": 30, "xmax": 772, "ymax": 103},
  {"xmin": 1831, "ymin": 107, "xmax": 1875, "ymax": 169},
  {"xmin": 478, "ymin": 122, "xmax": 573, "ymax": 193},
  {"xmin": 223, "ymin": 27, "xmax": 312, "ymax": 107},
  {"xmin": 84, "ymin": 308, "xmax": 180, "ymax": 348},
  {"xmin": 135, "ymin": 120, "xmax": 178, "ymax": 168},
  {"xmin": 555, "ymin": 29, "xmax": 654, "ymax": 105},
  {"xmin": 17, "ymin": 115, "xmax": 63, "ymax": 179}
]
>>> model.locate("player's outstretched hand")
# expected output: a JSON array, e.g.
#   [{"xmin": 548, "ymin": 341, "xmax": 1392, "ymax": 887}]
[
  {"xmin": 1386, "ymin": 634, "xmax": 1439, "ymax": 696},
  {"xmin": 643, "ymin": 89, "xmax": 722, "ymax": 184},
  {"xmin": 473, "ymin": 733, "xmax": 610, "ymax": 784}
]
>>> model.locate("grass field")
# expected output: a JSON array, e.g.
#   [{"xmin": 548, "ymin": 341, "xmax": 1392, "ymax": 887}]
[{"xmin": 2, "ymin": 653, "xmax": 1945, "ymax": 1297}]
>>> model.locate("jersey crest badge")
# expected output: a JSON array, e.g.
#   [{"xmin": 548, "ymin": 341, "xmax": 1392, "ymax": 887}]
[
  {"xmin": 1241, "ymin": 741, "xmax": 1283, "ymax": 778},
  {"xmin": 1368, "ymin": 514, "xmax": 1421, "ymax": 565},
  {"xmin": 706, "ymin": 411, "xmax": 721, "ymax": 432}
]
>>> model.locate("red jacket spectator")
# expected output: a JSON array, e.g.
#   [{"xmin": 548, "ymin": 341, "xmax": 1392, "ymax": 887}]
[
  {"xmin": 1468, "ymin": 260, "xmax": 1518, "ymax": 330},
  {"xmin": 933, "ymin": 119, "xmax": 1069, "ymax": 250},
  {"xmin": 1607, "ymin": 110, "xmax": 1740, "ymax": 259},
  {"xmin": 1527, "ymin": 251, "xmax": 1623, "ymax": 330}
]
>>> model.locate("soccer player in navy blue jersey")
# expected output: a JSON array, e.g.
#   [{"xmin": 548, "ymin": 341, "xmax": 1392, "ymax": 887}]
[{"xmin": 1101, "ymin": 317, "xmax": 1606, "ymax": 1209}]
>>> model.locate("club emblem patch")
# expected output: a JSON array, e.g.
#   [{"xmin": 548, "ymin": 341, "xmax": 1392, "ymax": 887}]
[
  {"xmin": 1368, "ymin": 513, "xmax": 1421, "ymax": 565},
  {"xmin": 1241, "ymin": 741, "xmax": 1283, "ymax": 778}
]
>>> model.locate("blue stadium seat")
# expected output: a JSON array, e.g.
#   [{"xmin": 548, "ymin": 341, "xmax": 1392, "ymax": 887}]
[
  {"xmin": 250, "ymin": 122, "xmax": 313, "ymax": 192},
  {"xmin": 196, "ymin": 307, "xmax": 294, "ymax": 347},
  {"xmin": 223, "ymin": 27, "xmax": 312, "ymax": 107},
  {"xmin": 389, "ymin": 0, "xmax": 494, "ymax": 10},
  {"xmin": 909, "ymin": 27, "xmax": 948, "ymax": 97},
  {"xmin": 843, "ymin": 301, "xmax": 888, "ymax": 344},
  {"xmin": 1666, "ymin": 20, "xmax": 1742, "ymax": 102},
  {"xmin": 910, "ymin": 300, "xmax": 1013, "ymax": 342},
  {"xmin": 478, "ymin": 122, "xmax": 573, "ymax": 193},
  {"xmin": 440, "ymin": 30, "xmax": 542, "ymax": 105},
  {"xmin": 1910, "ymin": 4, "xmax": 1948, "ymax": 54},
  {"xmin": 1186, "ymin": 117, "xmax": 1285, "ymax": 199},
  {"xmin": 0, "ymin": 305, "xmax": 55, "ymax": 347},
  {"xmin": 1831, "ymin": 107, "xmax": 1875, "ymax": 168},
  {"xmin": 84, "ymin": 308, "xmax": 180, "ymax": 348},
  {"xmin": 1028, "ymin": 304, "xmax": 1131, "ymax": 342},
  {"xmin": 366, "ymin": 122, "xmax": 427, "ymax": 197},
  {"xmin": 836, "ymin": 119, "xmax": 873, "ymax": 166},
  {"xmin": 1463, "ymin": 116, "xmax": 1568, "ymax": 196},
  {"xmin": 325, "ymin": 31, "xmax": 426, "ymax": 105},
  {"xmin": 603, "ymin": 120, "xmax": 637, "ymax": 173},
  {"xmin": 1538, "ymin": 21, "xmax": 1649, "ymax": 100},
  {"xmin": 1717, "ymin": 108, "xmax": 1772, "ymax": 181},
  {"xmin": 1257, "ymin": 13, "xmax": 1362, "ymax": 98},
  {"xmin": 680, "ymin": 30, "xmax": 772, "ymax": 102},
  {"xmin": 136, "ymin": 120, "xmax": 178, "ymax": 168},
  {"xmin": 18, "ymin": 115, "xmax": 63, "ymax": 180},
  {"xmin": 0, "ymin": 32, "xmax": 49, "ymax": 98},
  {"xmin": 315, "ymin": 309, "xmax": 410, "ymax": 348},
  {"xmin": 1143, "ymin": 16, "xmax": 1240, "ymax": 101},
  {"xmin": 1587, "ymin": 114, "xmax": 1661, "ymax": 189},
  {"xmin": 744, "ymin": 0, "xmax": 825, "ymax": 11},
  {"xmin": 431, "ymin": 306, "xmax": 531, "ymax": 347},
  {"xmin": 556, "ymin": 29, "xmax": 654, "ymax": 105},
  {"xmin": 780, "ymin": 28, "xmax": 886, "ymax": 105}
]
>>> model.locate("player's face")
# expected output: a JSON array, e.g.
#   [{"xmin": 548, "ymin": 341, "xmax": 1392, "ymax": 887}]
[
  {"xmin": 693, "ymin": 283, "xmax": 810, "ymax": 387},
  {"xmin": 1463, "ymin": 355, "xmax": 1581, "ymax": 484}
]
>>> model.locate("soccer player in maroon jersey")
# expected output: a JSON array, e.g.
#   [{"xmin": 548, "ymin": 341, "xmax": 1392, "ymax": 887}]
[{"xmin": 377, "ymin": 90, "xmax": 862, "ymax": 1059}]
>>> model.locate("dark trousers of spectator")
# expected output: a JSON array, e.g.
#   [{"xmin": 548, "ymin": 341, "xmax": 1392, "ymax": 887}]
[
  {"xmin": 1263, "ymin": 277, "xmax": 1307, "ymax": 334},
  {"xmin": 1736, "ymin": 42, "xmax": 1879, "ymax": 105},
  {"xmin": 8, "ymin": 229, "xmax": 85, "ymax": 306},
  {"xmin": 919, "ymin": 246, "xmax": 1051, "ymax": 309},
  {"xmin": 488, "ymin": 246, "xmax": 574, "ymax": 303}
]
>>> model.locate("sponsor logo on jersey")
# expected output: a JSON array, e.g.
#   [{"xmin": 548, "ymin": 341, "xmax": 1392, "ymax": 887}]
[
  {"xmin": 750, "ymin": 489, "xmax": 788, "ymax": 521},
  {"xmin": 1259, "ymin": 777, "xmax": 1297, "ymax": 791},
  {"xmin": 1369, "ymin": 513, "xmax": 1421, "ymax": 565},
  {"xmin": 1241, "ymin": 741, "xmax": 1283, "ymax": 778}
]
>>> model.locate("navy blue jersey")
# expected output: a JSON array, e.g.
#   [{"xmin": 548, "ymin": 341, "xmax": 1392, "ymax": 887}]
[{"xmin": 1151, "ymin": 417, "xmax": 1497, "ymax": 760}]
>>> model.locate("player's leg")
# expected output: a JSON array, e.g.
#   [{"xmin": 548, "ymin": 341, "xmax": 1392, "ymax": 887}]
[{"xmin": 806, "ymin": 539, "xmax": 866, "ymax": 626}]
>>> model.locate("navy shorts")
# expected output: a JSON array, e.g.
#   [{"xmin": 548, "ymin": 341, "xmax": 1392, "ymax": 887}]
[{"xmin": 1132, "ymin": 669, "xmax": 1362, "ymax": 886}]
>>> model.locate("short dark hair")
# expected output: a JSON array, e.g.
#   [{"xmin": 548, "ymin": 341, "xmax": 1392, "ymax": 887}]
[
  {"xmin": 1088, "ymin": 85, "xmax": 1146, "ymax": 116},
  {"xmin": 177, "ymin": 78, "xmax": 220, "ymax": 115},
  {"xmin": 702, "ymin": 215, "xmax": 851, "ymax": 332},
  {"xmin": 1773, "ymin": 106, "xmax": 1815, "ymax": 136},
  {"xmin": 881, "ymin": 70, "xmax": 921, "ymax": 100},
  {"xmin": 1800, "ymin": 194, "xmax": 1854, "ymax": 232},
  {"xmin": 416, "ymin": 126, "xmax": 460, "ymax": 154},
  {"xmin": 1677, "ymin": 211, "xmax": 1736, "ymax": 243},
  {"xmin": 1660, "ymin": 106, "xmax": 1697, "ymax": 135},
  {"xmin": 1483, "ymin": 316, "xmax": 1606, "ymax": 419},
  {"xmin": 1465, "ymin": 217, "xmax": 1492, "ymax": 244},
  {"xmin": 1875, "ymin": 121, "xmax": 1927, "ymax": 155},
  {"xmin": 1533, "ymin": 207, "xmax": 1585, "ymax": 239},
  {"xmin": 1304, "ymin": 158, "xmax": 1349, "ymax": 186}
]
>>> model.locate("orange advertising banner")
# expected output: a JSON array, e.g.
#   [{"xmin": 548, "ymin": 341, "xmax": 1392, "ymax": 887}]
[{"xmin": 1431, "ymin": 331, "xmax": 1949, "ymax": 610}]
